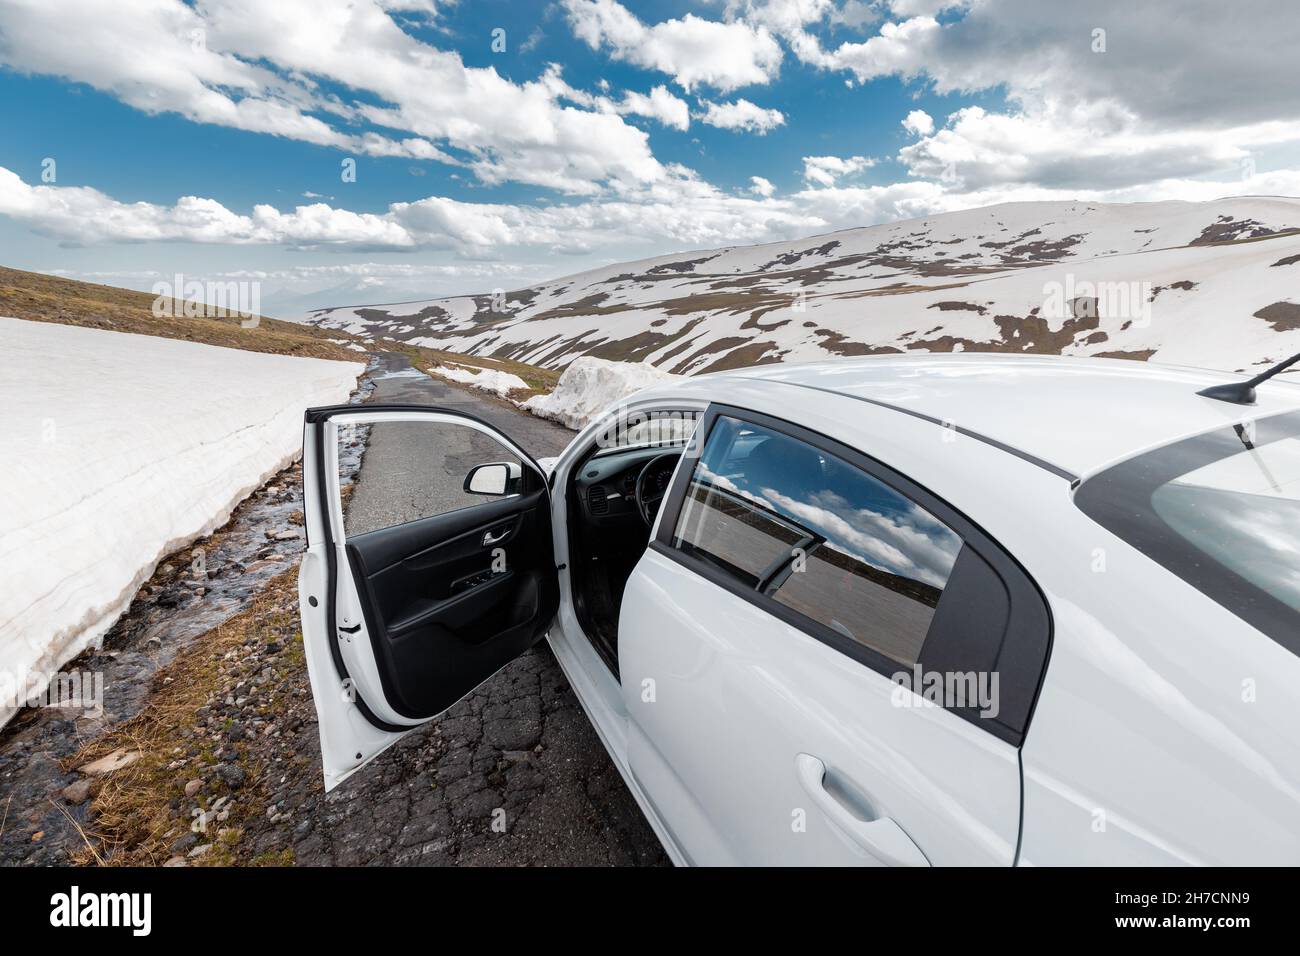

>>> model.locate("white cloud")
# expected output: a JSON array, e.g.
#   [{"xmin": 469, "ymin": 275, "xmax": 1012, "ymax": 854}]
[
  {"xmin": 696, "ymin": 98, "xmax": 786, "ymax": 134},
  {"xmin": 898, "ymin": 103, "xmax": 1300, "ymax": 192},
  {"xmin": 0, "ymin": 0, "xmax": 667, "ymax": 195},
  {"xmin": 901, "ymin": 109, "xmax": 933, "ymax": 136},
  {"xmin": 562, "ymin": 0, "xmax": 783, "ymax": 92},
  {"xmin": 7, "ymin": 162, "xmax": 1300, "ymax": 267},
  {"xmin": 617, "ymin": 85, "xmax": 691, "ymax": 131},
  {"xmin": 802, "ymin": 154, "xmax": 875, "ymax": 187}
]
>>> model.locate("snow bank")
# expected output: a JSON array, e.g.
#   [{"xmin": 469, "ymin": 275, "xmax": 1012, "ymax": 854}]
[
  {"xmin": 428, "ymin": 363, "xmax": 529, "ymax": 398},
  {"xmin": 0, "ymin": 317, "xmax": 363, "ymax": 725},
  {"xmin": 523, "ymin": 356, "xmax": 680, "ymax": 430}
]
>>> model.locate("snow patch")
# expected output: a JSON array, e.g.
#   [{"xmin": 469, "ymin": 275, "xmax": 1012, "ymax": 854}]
[
  {"xmin": 523, "ymin": 356, "xmax": 681, "ymax": 430},
  {"xmin": 0, "ymin": 318, "xmax": 363, "ymax": 726},
  {"xmin": 428, "ymin": 364, "xmax": 529, "ymax": 398}
]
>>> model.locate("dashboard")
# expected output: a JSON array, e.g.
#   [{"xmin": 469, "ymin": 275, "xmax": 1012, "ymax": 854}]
[{"xmin": 573, "ymin": 444, "xmax": 683, "ymax": 526}]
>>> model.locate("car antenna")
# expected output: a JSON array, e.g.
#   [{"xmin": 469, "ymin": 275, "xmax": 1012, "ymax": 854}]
[{"xmin": 1197, "ymin": 349, "xmax": 1300, "ymax": 405}]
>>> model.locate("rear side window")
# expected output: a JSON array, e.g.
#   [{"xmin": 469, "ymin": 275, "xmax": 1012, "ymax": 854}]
[
  {"xmin": 1075, "ymin": 411, "xmax": 1300, "ymax": 655},
  {"xmin": 673, "ymin": 416, "xmax": 963, "ymax": 666},
  {"xmin": 658, "ymin": 405, "xmax": 1053, "ymax": 746}
]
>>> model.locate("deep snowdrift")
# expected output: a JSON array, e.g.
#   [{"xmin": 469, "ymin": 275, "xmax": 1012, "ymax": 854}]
[
  {"xmin": 523, "ymin": 356, "xmax": 680, "ymax": 430},
  {"xmin": 0, "ymin": 317, "xmax": 363, "ymax": 724}
]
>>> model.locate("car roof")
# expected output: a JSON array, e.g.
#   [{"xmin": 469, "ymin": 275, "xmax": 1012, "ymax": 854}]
[{"xmin": 702, "ymin": 354, "xmax": 1300, "ymax": 479}]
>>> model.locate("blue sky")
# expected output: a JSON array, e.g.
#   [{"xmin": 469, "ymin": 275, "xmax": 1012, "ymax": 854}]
[{"xmin": 0, "ymin": 1, "xmax": 1296, "ymax": 314}]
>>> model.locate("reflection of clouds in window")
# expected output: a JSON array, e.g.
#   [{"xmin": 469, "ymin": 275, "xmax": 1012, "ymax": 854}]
[
  {"xmin": 765, "ymin": 487, "xmax": 960, "ymax": 589},
  {"xmin": 694, "ymin": 434, "xmax": 961, "ymax": 589},
  {"xmin": 1154, "ymin": 483, "xmax": 1300, "ymax": 611}
]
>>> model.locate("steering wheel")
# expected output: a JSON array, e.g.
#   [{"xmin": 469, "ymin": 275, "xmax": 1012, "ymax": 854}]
[{"xmin": 634, "ymin": 453, "xmax": 681, "ymax": 527}]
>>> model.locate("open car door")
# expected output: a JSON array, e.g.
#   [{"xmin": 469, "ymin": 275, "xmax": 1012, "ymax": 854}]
[{"xmin": 298, "ymin": 404, "xmax": 559, "ymax": 790}]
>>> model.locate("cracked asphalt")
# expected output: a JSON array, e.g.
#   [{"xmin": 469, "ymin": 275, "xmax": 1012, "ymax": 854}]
[{"xmin": 290, "ymin": 353, "xmax": 668, "ymax": 866}]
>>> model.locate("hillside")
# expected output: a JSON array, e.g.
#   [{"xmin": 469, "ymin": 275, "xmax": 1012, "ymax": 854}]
[
  {"xmin": 307, "ymin": 197, "xmax": 1300, "ymax": 375},
  {"xmin": 0, "ymin": 266, "xmax": 361, "ymax": 363}
]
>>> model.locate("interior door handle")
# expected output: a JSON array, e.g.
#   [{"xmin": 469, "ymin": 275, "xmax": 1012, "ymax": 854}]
[
  {"xmin": 795, "ymin": 753, "xmax": 930, "ymax": 867},
  {"xmin": 482, "ymin": 526, "xmax": 510, "ymax": 546}
]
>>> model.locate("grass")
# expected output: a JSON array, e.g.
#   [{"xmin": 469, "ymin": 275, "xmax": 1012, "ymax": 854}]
[
  {"xmin": 0, "ymin": 265, "xmax": 362, "ymax": 362},
  {"xmin": 69, "ymin": 571, "xmax": 304, "ymax": 867}
]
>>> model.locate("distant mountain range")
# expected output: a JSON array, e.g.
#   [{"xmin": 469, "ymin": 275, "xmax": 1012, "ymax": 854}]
[{"xmin": 306, "ymin": 197, "xmax": 1300, "ymax": 374}]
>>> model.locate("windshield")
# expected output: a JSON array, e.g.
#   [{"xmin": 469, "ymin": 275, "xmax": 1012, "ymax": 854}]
[
  {"xmin": 1075, "ymin": 411, "xmax": 1300, "ymax": 654},
  {"xmin": 591, "ymin": 410, "xmax": 699, "ymax": 457}
]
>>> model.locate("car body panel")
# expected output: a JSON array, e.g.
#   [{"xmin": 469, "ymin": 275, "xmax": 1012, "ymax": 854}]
[{"xmin": 619, "ymin": 546, "xmax": 1021, "ymax": 865}]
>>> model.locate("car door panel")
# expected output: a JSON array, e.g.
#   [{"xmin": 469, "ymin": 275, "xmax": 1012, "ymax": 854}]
[
  {"xmin": 298, "ymin": 405, "xmax": 560, "ymax": 790},
  {"xmin": 619, "ymin": 547, "xmax": 1021, "ymax": 866},
  {"xmin": 345, "ymin": 487, "xmax": 556, "ymax": 720},
  {"xmin": 617, "ymin": 402, "xmax": 1044, "ymax": 865}
]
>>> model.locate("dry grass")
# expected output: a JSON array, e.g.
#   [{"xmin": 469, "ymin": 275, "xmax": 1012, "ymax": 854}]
[
  {"xmin": 0, "ymin": 265, "xmax": 361, "ymax": 362},
  {"xmin": 392, "ymin": 340, "xmax": 561, "ymax": 398},
  {"xmin": 70, "ymin": 571, "xmax": 303, "ymax": 867}
]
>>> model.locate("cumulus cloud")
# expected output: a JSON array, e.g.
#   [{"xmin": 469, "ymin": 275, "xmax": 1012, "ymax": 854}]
[
  {"xmin": 616, "ymin": 85, "xmax": 692, "ymax": 131},
  {"xmin": 897, "ymin": 103, "xmax": 1300, "ymax": 192},
  {"xmin": 0, "ymin": 0, "xmax": 667, "ymax": 195},
  {"xmin": 696, "ymin": 98, "xmax": 786, "ymax": 134},
  {"xmin": 749, "ymin": 176, "xmax": 777, "ymax": 197},
  {"xmin": 901, "ymin": 109, "xmax": 933, "ymax": 136},
  {"xmin": 802, "ymin": 154, "xmax": 875, "ymax": 187},
  {"xmin": 562, "ymin": 0, "xmax": 783, "ymax": 92}
]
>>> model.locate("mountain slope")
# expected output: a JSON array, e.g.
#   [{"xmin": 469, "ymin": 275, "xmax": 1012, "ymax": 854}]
[
  {"xmin": 308, "ymin": 197, "xmax": 1300, "ymax": 374},
  {"xmin": 0, "ymin": 266, "xmax": 360, "ymax": 362}
]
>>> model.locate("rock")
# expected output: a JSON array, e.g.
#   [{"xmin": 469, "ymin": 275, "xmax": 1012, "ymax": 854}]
[
  {"xmin": 62, "ymin": 779, "xmax": 93, "ymax": 804},
  {"xmin": 243, "ymin": 558, "xmax": 284, "ymax": 573},
  {"xmin": 163, "ymin": 857, "xmax": 188, "ymax": 867},
  {"xmin": 78, "ymin": 748, "xmax": 141, "ymax": 775},
  {"xmin": 215, "ymin": 764, "xmax": 246, "ymax": 790},
  {"xmin": 170, "ymin": 832, "xmax": 199, "ymax": 855},
  {"xmin": 187, "ymin": 843, "xmax": 213, "ymax": 859},
  {"xmin": 184, "ymin": 779, "xmax": 203, "ymax": 798}
]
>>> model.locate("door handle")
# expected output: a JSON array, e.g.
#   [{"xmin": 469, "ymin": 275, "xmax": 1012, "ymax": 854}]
[
  {"xmin": 482, "ymin": 526, "xmax": 510, "ymax": 546},
  {"xmin": 794, "ymin": 753, "xmax": 930, "ymax": 867}
]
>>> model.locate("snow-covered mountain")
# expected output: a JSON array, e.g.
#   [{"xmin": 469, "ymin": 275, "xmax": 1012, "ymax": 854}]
[{"xmin": 308, "ymin": 197, "xmax": 1300, "ymax": 374}]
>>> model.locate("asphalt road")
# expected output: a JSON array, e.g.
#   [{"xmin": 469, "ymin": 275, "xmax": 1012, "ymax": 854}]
[{"xmin": 300, "ymin": 352, "xmax": 668, "ymax": 866}]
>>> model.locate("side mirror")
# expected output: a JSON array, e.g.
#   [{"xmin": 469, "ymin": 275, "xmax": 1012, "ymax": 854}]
[{"xmin": 464, "ymin": 461, "xmax": 522, "ymax": 496}]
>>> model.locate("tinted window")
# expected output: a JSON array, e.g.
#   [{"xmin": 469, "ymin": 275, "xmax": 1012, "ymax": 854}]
[
  {"xmin": 1076, "ymin": 412, "xmax": 1300, "ymax": 654},
  {"xmin": 672, "ymin": 417, "xmax": 963, "ymax": 665}
]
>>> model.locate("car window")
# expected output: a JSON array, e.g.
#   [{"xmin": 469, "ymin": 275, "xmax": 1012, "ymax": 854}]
[
  {"xmin": 1076, "ymin": 412, "xmax": 1300, "ymax": 654},
  {"xmin": 592, "ymin": 409, "xmax": 700, "ymax": 457},
  {"xmin": 672, "ymin": 416, "xmax": 963, "ymax": 665},
  {"xmin": 337, "ymin": 419, "xmax": 526, "ymax": 538}
]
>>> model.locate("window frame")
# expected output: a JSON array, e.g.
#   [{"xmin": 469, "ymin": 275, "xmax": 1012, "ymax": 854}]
[{"xmin": 651, "ymin": 402, "xmax": 1053, "ymax": 746}]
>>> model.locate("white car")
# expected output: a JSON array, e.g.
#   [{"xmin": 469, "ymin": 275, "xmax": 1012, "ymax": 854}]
[{"xmin": 297, "ymin": 354, "xmax": 1300, "ymax": 866}]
